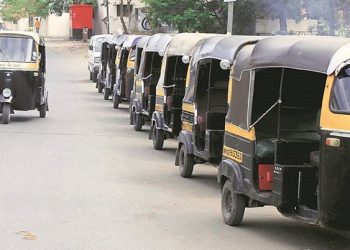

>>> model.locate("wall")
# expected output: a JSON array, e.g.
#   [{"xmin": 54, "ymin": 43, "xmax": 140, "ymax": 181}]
[{"xmin": 256, "ymin": 19, "xmax": 318, "ymax": 35}]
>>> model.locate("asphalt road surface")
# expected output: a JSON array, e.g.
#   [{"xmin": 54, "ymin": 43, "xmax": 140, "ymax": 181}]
[{"xmin": 0, "ymin": 41, "xmax": 350, "ymax": 250}]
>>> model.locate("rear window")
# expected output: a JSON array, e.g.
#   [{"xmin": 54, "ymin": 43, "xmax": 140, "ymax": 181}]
[{"xmin": 331, "ymin": 67, "xmax": 350, "ymax": 114}]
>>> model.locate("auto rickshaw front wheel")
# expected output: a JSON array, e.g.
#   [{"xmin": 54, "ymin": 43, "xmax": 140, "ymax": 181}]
[
  {"xmin": 133, "ymin": 112, "xmax": 143, "ymax": 131},
  {"xmin": 113, "ymin": 93, "xmax": 120, "ymax": 109},
  {"xmin": 2, "ymin": 103, "xmax": 11, "ymax": 124},
  {"xmin": 221, "ymin": 180, "xmax": 245, "ymax": 226},
  {"xmin": 39, "ymin": 103, "xmax": 48, "ymax": 118},
  {"xmin": 178, "ymin": 144, "xmax": 194, "ymax": 178},
  {"xmin": 98, "ymin": 82, "xmax": 103, "ymax": 93},
  {"xmin": 103, "ymin": 87, "xmax": 110, "ymax": 100},
  {"xmin": 152, "ymin": 125, "xmax": 164, "ymax": 150}
]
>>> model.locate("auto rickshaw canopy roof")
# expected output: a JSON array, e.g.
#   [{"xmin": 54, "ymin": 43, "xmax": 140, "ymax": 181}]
[
  {"xmin": 144, "ymin": 33, "xmax": 174, "ymax": 53},
  {"xmin": 102, "ymin": 34, "xmax": 114, "ymax": 44},
  {"xmin": 136, "ymin": 35, "xmax": 150, "ymax": 49},
  {"xmin": 122, "ymin": 35, "xmax": 145, "ymax": 48},
  {"xmin": 249, "ymin": 36, "xmax": 350, "ymax": 75},
  {"xmin": 164, "ymin": 33, "xmax": 217, "ymax": 57},
  {"xmin": 111, "ymin": 34, "xmax": 128, "ymax": 46},
  {"xmin": 0, "ymin": 31, "xmax": 45, "ymax": 45},
  {"xmin": 191, "ymin": 35, "xmax": 265, "ymax": 65}
]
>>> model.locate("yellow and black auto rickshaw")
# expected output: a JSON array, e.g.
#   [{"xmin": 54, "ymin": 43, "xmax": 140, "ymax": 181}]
[
  {"xmin": 150, "ymin": 33, "xmax": 217, "ymax": 150},
  {"xmin": 112, "ymin": 35, "xmax": 147, "ymax": 109},
  {"xmin": 0, "ymin": 31, "xmax": 48, "ymax": 124},
  {"xmin": 218, "ymin": 36, "xmax": 350, "ymax": 230},
  {"xmin": 103, "ymin": 34, "xmax": 128, "ymax": 100},
  {"xmin": 174, "ymin": 36, "xmax": 263, "ymax": 177},
  {"xmin": 130, "ymin": 33, "xmax": 174, "ymax": 131},
  {"xmin": 97, "ymin": 34, "xmax": 114, "ymax": 93}
]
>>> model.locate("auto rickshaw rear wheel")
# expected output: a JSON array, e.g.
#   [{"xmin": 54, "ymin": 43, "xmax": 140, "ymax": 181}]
[
  {"xmin": 104, "ymin": 87, "xmax": 110, "ymax": 100},
  {"xmin": 178, "ymin": 144, "xmax": 194, "ymax": 178},
  {"xmin": 133, "ymin": 112, "xmax": 143, "ymax": 131},
  {"xmin": 152, "ymin": 125, "xmax": 164, "ymax": 150},
  {"xmin": 113, "ymin": 93, "xmax": 120, "ymax": 109},
  {"xmin": 89, "ymin": 72, "xmax": 93, "ymax": 81},
  {"xmin": 39, "ymin": 103, "xmax": 47, "ymax": 118},
  {"xmin": 2, "ymin": 103, "xmax": 11, "ymax": 124},
  {"xmin": 92, "ymin": 73, "xmax": 97, "ymax": 83},
  {"xmin": 221, "ymin": 180, "xmax": 245, "ymax": 226}
]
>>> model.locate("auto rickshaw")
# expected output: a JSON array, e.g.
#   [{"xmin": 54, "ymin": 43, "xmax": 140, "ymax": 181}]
[
  {"xmin": 96, "ymin": 34, "xmax": 114, "ymax": 93},
  {"xmin": 218, "ymin": 36, "xmax": 350, "ymax": 231},
  {"xmin": 112, "ymin": 35, "xmax": 146, "ymax": 109},
  {"xmin": 174, "ymin": 36, "xmax": 263, "ymax": 177},
  {"xmin": 150, "ymin": 33, "xmax": 217, "ymax": 150},
  {"xmin": 130, "ymin": 33, "xmax": 174, "ymax": 131},
  {"xmin": 0, "ymin": 31, "xmax": 48, "ymax": 124},
  {"xmin": 88, "ymin": 34, "xmax": 107, "ymax": 82},
  {"xmin": 103, "ymin": 34, "xmax": 128, "ymax": 100}
]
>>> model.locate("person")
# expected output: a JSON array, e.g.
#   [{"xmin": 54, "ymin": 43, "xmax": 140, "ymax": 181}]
[{"xmin": 34, "ymin": 18, "xmax": 41, "ymax": 33}]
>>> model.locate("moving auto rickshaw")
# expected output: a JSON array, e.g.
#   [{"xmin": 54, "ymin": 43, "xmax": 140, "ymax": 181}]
[
  {"xmin": 174, "ymin": 36, "xmax": 263, "ymax": 177},
  {"xmin": 96, "ymin": 34, "xmax": 114, "ymax": 93},
  {"xmin": 130, "ymin": 33, "xmax": 174, "ymax": 131},
  {"xmin": 103, "ymin": 34, "xmax": 128, "ymax": 100},
  {"xmin": 218, "ymin": 36, "xmax": 350, "ymax": 230},
  {"xmin": 112, "ymin": 35, "xmax": 146, "ymax": 109},
  {"xmin": 150, "ymin": 33, "xmax": 217, "ymax": 150},
  {"xmin": 0, "ymin": 31, "xmax": 48, "ymax": 124}
]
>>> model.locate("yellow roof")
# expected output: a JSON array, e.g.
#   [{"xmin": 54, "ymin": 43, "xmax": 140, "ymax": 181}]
[{"xmin": 0, "ymin": 31, "xmax": 44, "ymax": 45}]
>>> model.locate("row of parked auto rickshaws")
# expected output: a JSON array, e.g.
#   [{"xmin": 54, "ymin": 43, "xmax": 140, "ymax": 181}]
[{"xmin": 89, "ymin": 32, "xmax": 350, "ymax": 230}]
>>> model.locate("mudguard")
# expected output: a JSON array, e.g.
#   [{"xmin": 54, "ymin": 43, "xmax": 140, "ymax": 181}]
[
  {"xmin": 151, "ymin": 111, "xmax": 164, "ymax": 129},
  {"xmin": 132, "ymin": 99, "xmax": 143, "ymax": 114},
  {"xmin": 218, "ymin": 159, "xmax": 244, "ymax": 193},
  {"xmin": 175, "ymin": 131, "xmax": 194, "ymax": 166}
]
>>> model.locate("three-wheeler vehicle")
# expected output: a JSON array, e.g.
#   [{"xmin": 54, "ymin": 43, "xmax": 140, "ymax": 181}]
[
  {"xmin": 112, "ymin": 35, "xmax": 145, "ymax": 109},
  {"xmin": 103, "ymin": 34, "xmax": 128, "ymax": 100},
  {"xmin": 217, "ymin": 36, "xmax": 350, "ymax": 230},
  {"xmin": 150, "ymin": 33, "xmax": 217, "ymax": 150},
  {"xmin": 88, "ymin": 34, "xmax": 107, "ymax": 82},
  {"xmin": 130, "ymin": 33, "xmax": 174, "ymax": 131},
  {"xmin": 0, "ymin": 31, "xmax": 48, "ymax": 124},
  {"xmin": 175, "ymin": 36, "xmax": 263, "ymax": 177},
  {"xmin": 96, "ymin": 34, "xmax": 114, "ymax": 93}
]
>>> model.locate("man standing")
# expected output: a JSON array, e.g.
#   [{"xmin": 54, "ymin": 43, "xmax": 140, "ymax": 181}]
[{"xmin": 34, "ymin": 18, "xmax": 41, "ymax": 33}]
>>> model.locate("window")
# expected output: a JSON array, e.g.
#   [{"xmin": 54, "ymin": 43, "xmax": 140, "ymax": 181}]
[
  {"xmin": 116, "ymin": 5, "xmax": 133, "ymax": 17},
  {"xmin": 0, "ymin": 36, "xmax": 37, "ymax": 62},
  {"xmin": 331, "ymin": 67, "xmax": 350, "ymax": 114}
]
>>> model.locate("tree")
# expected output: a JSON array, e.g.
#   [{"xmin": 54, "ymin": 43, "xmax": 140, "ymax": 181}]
[
  {"xmin": 119, "ymin": 0, "xmax": 133, "ymax": 34},
  {"xmin": 143, "ymin": 0, "xmax": 227, "ymax": 33},
  {"xmin": 48, "ymin": 0, "xmax": 96, "ymax": 16},
  {"xmin": 1, "ymin": 0, "xmax": 50, "ymax": 21}
]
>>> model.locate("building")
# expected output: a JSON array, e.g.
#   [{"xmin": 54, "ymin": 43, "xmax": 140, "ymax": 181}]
[{"xmin": 94, "ymin": 0, "xmax": 150, "ymax": 35}]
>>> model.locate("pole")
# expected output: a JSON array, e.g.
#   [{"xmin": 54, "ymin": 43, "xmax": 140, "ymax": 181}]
[
  {"xmin": 225, "ymin": 0, "xmax": 236, "ymax": 35},
  {"xmin": 106, "ymin": 0, "xmax": 110, "ymax": 33}
]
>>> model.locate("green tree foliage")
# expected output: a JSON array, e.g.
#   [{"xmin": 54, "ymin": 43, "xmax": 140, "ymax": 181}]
[
  {"xmin": 143, "ymin": 0, "xmax": 227, "ymax": 33},
  {"xmin": 0, "ymin": 0, "xmax": 96, "ymax": 21}
]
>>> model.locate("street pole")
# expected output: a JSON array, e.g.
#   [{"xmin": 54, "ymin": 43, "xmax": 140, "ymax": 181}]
[
  {"xmin": 225, "ymin": 0, "xmax": 236, "ymax": 35},
  {"xmin": 106, "ymin": 0, "xmax": 110, "ymax": 34}
]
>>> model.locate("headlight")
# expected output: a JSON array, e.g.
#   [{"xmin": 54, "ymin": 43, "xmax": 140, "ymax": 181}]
[
  {"xmin": 2, "ymin": 88, "xmax": 11, "ymax": 98},
  {"xmin": 94, "ymin": 57, "xmax": 100, "ymax": 63}
]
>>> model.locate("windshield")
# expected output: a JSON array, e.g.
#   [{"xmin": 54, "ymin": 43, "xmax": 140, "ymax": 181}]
[
  {"xmin": 0, "ymin": 36, "xmax": 37, "ymax": 62},
  {"xmin": 331, "ymin": 67, "xmax": 350, "ymax": 114},
  {"xmin": 95, "ymin": 38, "xmax": 104, "ymax": 52}
]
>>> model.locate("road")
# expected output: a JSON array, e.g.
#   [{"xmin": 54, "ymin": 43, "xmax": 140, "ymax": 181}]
[{"xmin": 0, "ymin": 40, "xmax": 349, "ymax": 250}]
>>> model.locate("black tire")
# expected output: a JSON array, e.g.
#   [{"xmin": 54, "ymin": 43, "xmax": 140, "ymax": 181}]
[
  {"xmin": 130, "ymin": 110, "xmax": 134, "ymax": 125},
  {"xmin": 221, "ymin": 180, "xmax": 246, "ymax": 226},
  {"xmin": 98, "ymin": 81, "xmax": 103, "ymax": 93},
  {"xmin": 178, "ymin": 144, "xmax": 194, "ymax": 178},
  {"xmin": 152, "ymin": 125, "xmax": 164, "ymax": 150},
  {"xmin": 39, "ymin": 102, "xmax": 47, "ymax": 118},
  {"xmin": 89, "ymin": 72, "xmax": 93, "ymax": 81},
  {"xmin": 92, "ymin": 73, "xmax": 98, "ymax": 82},
  {"xmin": 133, "ymin": 112, "xmax": 143, "ymax": 131},
  {"xmin": 2, "ymin": 103, "xmax": 10, "ymax": 124},
  {"xmin": 113, "ymin": 92, "xmax": 120, "ymax": 109},
  {"xmin": 103, "ymin": 87, "xmax": 110, "ymax": 100}
]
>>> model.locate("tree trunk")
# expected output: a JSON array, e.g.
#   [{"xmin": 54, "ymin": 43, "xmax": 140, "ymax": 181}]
[
  {"xmin": 120, "ymin": 0, "xmax": 129, "ymax": 34},
  {"xmin": 328, "ymin": 0, "xmax": 336, "ymax": 35},
  {"xmin": 278, "ymin": 1, "xmax": 288, "ymax": 34},
  {"xmin": 127, "ymin": 0, "xmax": 132, "ymax": 31}
]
